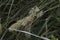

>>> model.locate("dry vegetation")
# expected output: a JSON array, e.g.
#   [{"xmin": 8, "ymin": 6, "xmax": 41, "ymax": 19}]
[{"xmin": 0, "ymin": 0, "xmax": 60, "ymax": 40}]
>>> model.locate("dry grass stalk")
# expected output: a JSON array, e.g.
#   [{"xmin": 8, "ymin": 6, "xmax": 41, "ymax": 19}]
[{"xmin": 0, "ymin": 18, "xmax": 2, "ymax": 34}]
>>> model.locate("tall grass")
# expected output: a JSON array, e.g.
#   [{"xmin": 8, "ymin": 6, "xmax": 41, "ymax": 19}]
[{"xmin": 0, "ymin": 0, "xmax": 60, "ymax": 40}]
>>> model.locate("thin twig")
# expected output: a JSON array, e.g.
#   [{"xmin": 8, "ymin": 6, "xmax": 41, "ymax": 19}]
[{"xmin": 9, "ymin": 28, "xmax": 50, "ymax": 40}]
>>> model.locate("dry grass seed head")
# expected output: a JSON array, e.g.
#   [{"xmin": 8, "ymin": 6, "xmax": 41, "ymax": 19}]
[{"xmin": 8, "ymin": 6, "xmax": 40, "ymax": 31}]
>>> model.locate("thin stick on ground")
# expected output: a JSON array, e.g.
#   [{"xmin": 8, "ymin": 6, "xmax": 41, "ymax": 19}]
[{"xmin": 8, "ymin": 28, "xmax": 50, "ymax": 40}]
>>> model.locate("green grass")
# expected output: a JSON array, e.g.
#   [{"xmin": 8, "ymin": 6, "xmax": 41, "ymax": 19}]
[{"xmin": 0, "ymin": 0, "xmax": 60, "ymax": 40}]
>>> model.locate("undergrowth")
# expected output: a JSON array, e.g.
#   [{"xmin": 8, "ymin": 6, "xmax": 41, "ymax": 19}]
[{"xmin": 0, "ymin": 0, "xmax": 60, "ymax": 40}]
